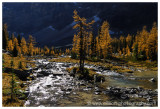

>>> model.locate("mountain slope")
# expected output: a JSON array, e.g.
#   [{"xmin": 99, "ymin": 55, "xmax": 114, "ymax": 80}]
[{"xmin": 3, "ymin": 3, "xmax": 157, "ymax": 47}]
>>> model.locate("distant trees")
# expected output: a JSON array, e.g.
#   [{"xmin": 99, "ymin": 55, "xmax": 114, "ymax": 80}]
[
  {"xmin": 99, "ymin": 21, "xmax": 112, "ymax": 59},
  {"xmin": 72, "ymin": 34, "xmax": 80, "ymax": 56},
  {"xmin": 2, "ymin": 24, "xmax": 63, "ymax": 57},
  {"xmin": 12, "ymin": 45, "xmax": 18, "ymax": 57},
  {"xmin": 20, "ymin": 37, "xmax": 28, "ymax": 55},
  {"xmin": 71, "ymin": 12, "xmax": 157, "ymax": 62},
  {"xmin": 146, "ymin": 22, "xmax": 158, "ymax": 60},
  {"xmin": 8, "ymin": 40, "xmax": 14, "ymax": 51},
  {"xmin": 65, "ymin": 48, "xmax": 70, "ymax": 55},
  {"xmin": 111, "ymin": 22, "xmax": 157, "ymax": 61},
  {"xmin": 3, "ymin": 16, "xmax": 157, "ymax": 62}
]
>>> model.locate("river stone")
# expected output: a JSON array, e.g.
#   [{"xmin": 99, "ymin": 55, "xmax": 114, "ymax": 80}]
[
  {"xmin": 24, "ymin": 90, "xmax": 30, "ymax": 97},
  {"xmin": 83, "ymin": 88, "xmax": 89, "ymax": 91},
  {"xmin": 94, "ymin": 91, "xmax": 100, "ymax": 95},
  {"xmin": 46, "ymin": 85, "xmax": 52, "ymax": 88},
  {"xmin": 149, "ymin": 78, "xmax": 156, "ymax": 82},
  {"xmin": 120, "ymin": 94, "xmax": 129, "ymax": 100},
  {"xmin": 129, "ymin": 88, "xmax": 137, "ymax": 94},
  {"xmin": 65, "ymin": 91, "xmax": 71, "ymax": 95},
  {"xmin": 137, "ymin": 86, "xmax": 144, "ymax": 91},
  {"xmin": 66, "ymin": 87, "xmax": 72, "ymax": 91},
  {"xmin": 37, "ymin": 73, "xmax": 44, "ymax": 77},
  {"xmin": 147, "ymin": 97, "xmax": 153, "ymax": 102},
  {"xmin": 39, "ymin": 71, "xmax": 50, "ymax": 76}
]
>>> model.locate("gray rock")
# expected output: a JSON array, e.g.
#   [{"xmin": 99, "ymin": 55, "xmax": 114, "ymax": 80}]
[
  {"xmin": 149, "ymin": 78, "xmax": 156, "ymax": 82},
  {"xmin": 120, "ymin": 94, "xmax": 129, "ymax": 100},
  {"xmin": 37, "ymin": 73, "xmax": 44, "ymax": 77}
]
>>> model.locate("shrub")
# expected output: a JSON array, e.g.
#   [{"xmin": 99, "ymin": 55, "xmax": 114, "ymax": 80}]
[{"xmin": 67, "ymin": 67, "xmax": 105, "ymax": 82}]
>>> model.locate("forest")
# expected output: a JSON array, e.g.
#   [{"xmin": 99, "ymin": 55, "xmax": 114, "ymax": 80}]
[{"xmin": 3, "ymin": 10, "xmax": 158, "ymax": 61}]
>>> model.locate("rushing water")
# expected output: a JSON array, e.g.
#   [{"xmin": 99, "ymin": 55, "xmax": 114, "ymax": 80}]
[{"xmin": 25, "ymin": 59, "xmax": 158, "ymax": 107}]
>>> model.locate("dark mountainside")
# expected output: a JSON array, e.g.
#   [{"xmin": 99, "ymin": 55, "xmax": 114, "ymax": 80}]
[{"xmin": 3, "ymin": 3, "xmax": 157, "ymax": 47}]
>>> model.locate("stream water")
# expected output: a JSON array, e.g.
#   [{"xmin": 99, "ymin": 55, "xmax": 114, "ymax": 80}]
[{"xmin": 24, "ymin": 58, "xmax": 158, "ymax": 107}]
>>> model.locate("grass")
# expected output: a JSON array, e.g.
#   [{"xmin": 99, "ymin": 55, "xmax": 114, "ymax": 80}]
[
  {"xmin": 2, "ymin": 53, "xmax": 36, "ymax": 107},
  {"xmin": 50, "ymin": 56, "xmax": 134, "ymax": 73},
  {"xmin": 2, "ymin": 72, "xmax": 26, "ymax": 107},
  {"xmin": 113, "ymin": 55, "xmax": 158, "ymax": 71},
  {"xmin": 3, "ymin": 53, "xmax": 36, "ymax": 70}
]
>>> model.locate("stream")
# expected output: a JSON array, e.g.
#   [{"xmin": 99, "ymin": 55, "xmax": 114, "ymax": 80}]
[{"xmin": 24, "ymin": 58, "xmax": 158, "ymax": 107}]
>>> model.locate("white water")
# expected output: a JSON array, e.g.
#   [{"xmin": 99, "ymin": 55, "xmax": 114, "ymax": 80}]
[{"xmin": 25, "ymin": 59, "xmax": 120, "ymax": 106}]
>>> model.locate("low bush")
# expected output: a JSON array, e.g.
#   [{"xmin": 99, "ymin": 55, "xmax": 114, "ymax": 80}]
[{"xmin": 67, "ymin": 67, "xmax": 105, "ymax": 82}]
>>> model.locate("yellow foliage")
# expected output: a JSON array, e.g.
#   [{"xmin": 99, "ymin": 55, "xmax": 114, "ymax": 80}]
[
  {"xmin": 7, "ymin": 40, "xmax": 14, "ymax": 51},
  {"xmin": 20, "ymin": 37, "xmax": 28, "ymax": 55},
  {"xmin": 99, "ymin": 21, "xmax": 112, "ymax": 59}
]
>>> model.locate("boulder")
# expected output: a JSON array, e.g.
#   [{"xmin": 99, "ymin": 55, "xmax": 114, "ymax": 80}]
[
  {"xmin": 37, "ymin": 73, "xmax": 44, "ymax": 77},
  {"xmin": 149, "ymin": 78, "xmax": 156, "ymax": 82},
  {"xmin": 39, "ymin": 71, "xmax": 50, "ymax": 76}
]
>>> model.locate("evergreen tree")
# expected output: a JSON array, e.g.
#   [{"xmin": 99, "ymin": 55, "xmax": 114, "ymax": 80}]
[
  {"xmin": 17, "ymin": 34, "xmax": 21, "ymax": 45},
  {"xmin": 11, "ymin": 33, "xmax": 15, "ymax": 43},
  {"xmin": 146, "ymin": 22, "xmax": 157, "ymax": 60},
  {"xmin": 10, "ymin": 60, "xmax": 17, "ymax": 102},
  {"xmin": 99, "ymin": 21, "xmax": 112, "ymax": 59},
  {"xmin": 12, "ymin": 45, "xmax": 18, "ymax": 57},
  {"xmin": 44, "ymin": 46, "xmax": 50, "ymax": 55},
  {"xmin": 88, "ymin": 32, "xmax": 93, "ymax": 57},
  {"xmin": 8, "ymin": 40, "xmax": 14, "ymax": 52},
  {"xmin": 73, "ymin": 10, "xmax": 95, "ymax": 73},
  {"xmin": 18, "ymin": 61, "xmax": 23, "ymax": 70},
  {"xmin": 28, "ymin": 35, "xmax": 36, "ymax": 56},
  {"xmin": 133, "ymin": 43, "xmax": 138, "ymax": 60},
  {"xmin": 20, "ymin": 37, "xmax": 28, "ymax": 55},
  {"xmin": 3, "ymin": 24, "xmax": 9, "ymax": 50},
  {"xmin": 28, "ymin": 42, "xmax": 34, "ymax": 56},
  {"xmin": 72, "ymin": 34, "xmax": 80, "ymax": 55}
]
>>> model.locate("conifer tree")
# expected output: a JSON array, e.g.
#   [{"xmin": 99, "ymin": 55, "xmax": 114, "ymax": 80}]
[
  {"xmin": 20, "ymin": 37, "xmax": 28, "ymax": 55},
  {"xmin": 3, "ymin": 24, "xmax": 9, "ymax": 50},
  {"xmin": 88, "ymin": 32, "xmax": 93, "ymax": 57},
  {"xmin": 11, "ymin": 33, "xmax": 15, "ymax": 43},
  {"xmin": 126, "ymin": 45, "xmax": 130, "ymax": 56},
  {"xmin": 73, "ymin": 10, "xmax": 94, "ymax": 73},
  {"xmin": 17, "ymin": 34, "xmax": 21, "ymax": 45},
  {"xmin": 138, "ymin": 26, "xmax": 149, "ymax": 57},
  {"xmin": 8, "ymin": 40, "xmax": 14, "ymax": 52},
  {"xmin": 146, "ymin": 22, "xmax": 157, "ymax": 60},
  {"xmin": 133, "ymin": 43, "xmax": 138, "ymax": 60},
  {"xmin": 44, "ymin": 46, "xmax": 50, "ymax": 55},
  {"xmin": 28, "ymin": 35, "xmax": 36, "ymax": 56},
  {"xmin": 28, "ymin": 42, "xmax": 34, "ymax": 56},
  {"xmin": 50, "ymin": 46, "xmax": 55, "ymax": 56},
  {"xmin": 72, "ymin": 34, "xmax": 80, "ymax": 55},
  {"xmin": 13, "ymin": 37, "xmax": 19, "ymax": 49},
  {"xmin": 99, "ymin": 21, "xmax": 112, "ymax": 59},
  {"xmin": 12, "ymin": 45, "xmax": 18, "ymax": 57},
  {"xmin": 95, "ymin": 36, "xmax": 101, "ymax": 58},
  {"xmin": 126, "ymin": 34, "xmax": 132, "ymax": 50},
  {"xmin": 10, "ymin": 60, "xmax": 17, "ymax": 102}
]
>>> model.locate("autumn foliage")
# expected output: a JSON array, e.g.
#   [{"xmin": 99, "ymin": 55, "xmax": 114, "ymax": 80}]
[{"xmin": 71, "ymin": 11, "xmax": 157, "ymax": 61}]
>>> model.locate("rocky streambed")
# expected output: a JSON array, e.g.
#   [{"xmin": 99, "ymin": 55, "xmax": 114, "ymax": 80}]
[{"xmin": 24, "ymin": 58, "xmax": 158, "ymax": 107}]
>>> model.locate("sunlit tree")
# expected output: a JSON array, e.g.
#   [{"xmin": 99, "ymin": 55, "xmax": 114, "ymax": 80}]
[
  {"xmin": 146, "ymin": 22, "xmax": 158, "ymax": 60},
  {"xmin": 73, "ymin": 10, "xmax": 95, "ymax": 73},
  {"xmin": 20, "ymin": 37, "xmax": 28, "ymax": 55},
  {"xmin": 99, "ymin": 21, "xmax": 112, "ymax": 59}
]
